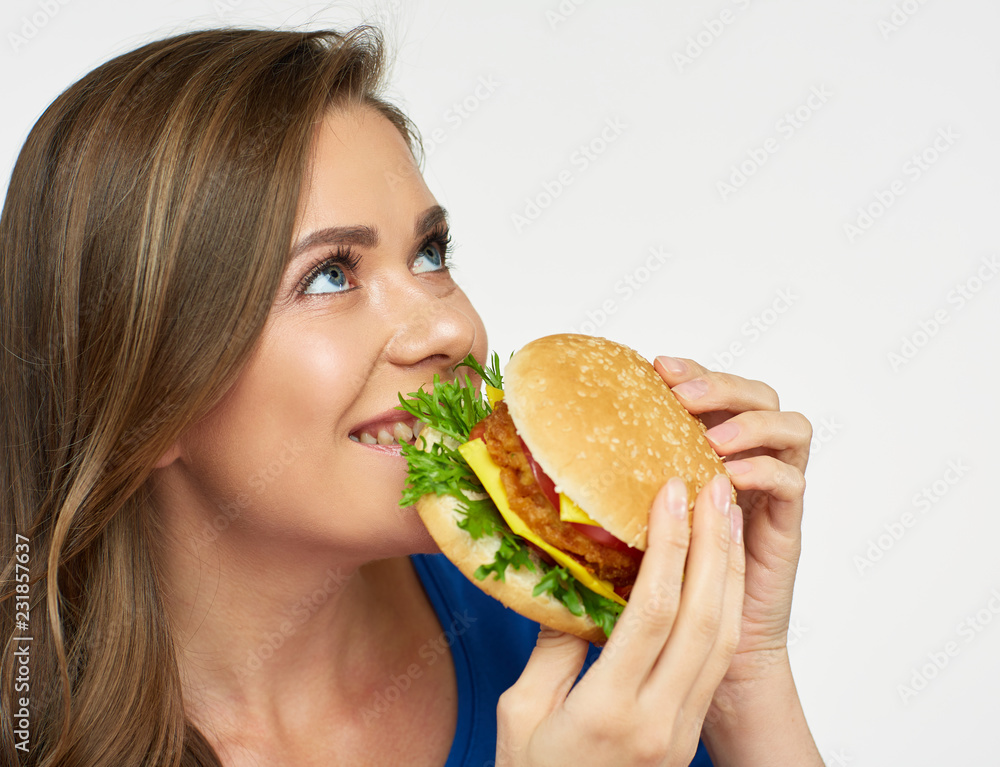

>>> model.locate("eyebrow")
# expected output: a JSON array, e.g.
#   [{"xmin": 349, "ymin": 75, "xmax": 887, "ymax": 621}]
[{"xmin": 289, "ymin": 205, "xmax": 449, "ymax": 263}]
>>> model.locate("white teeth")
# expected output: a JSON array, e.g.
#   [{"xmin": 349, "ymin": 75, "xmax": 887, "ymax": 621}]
[
  {"xmin": 394, "ymin": 422, "xmax": 414, "ymax": 443},
  {"xmin": 349, "ymin": 434, "xmax": 360, "ymax": 442},
  {"xmin": 413, "ymin": 420, "xmax": 424, "ymax": 436},
  {"xmin": 352, "ymin": 420, "xmax": 418, "ymax": 446}
]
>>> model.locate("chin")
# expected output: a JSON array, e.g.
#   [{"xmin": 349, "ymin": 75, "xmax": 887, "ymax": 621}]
[
  {"xmin": 410, "ymin": 530, "xmax": 443, "ymax": 556},
  {"xmin": 397, "ymin": 506, "xmax": 443, "ymax": 555},
  {"xmin": 355, "ymin": 503, "xmax": 442, "ymax": 560}
]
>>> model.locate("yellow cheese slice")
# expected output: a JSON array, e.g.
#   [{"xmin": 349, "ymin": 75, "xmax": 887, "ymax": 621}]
[
  {"xmin": 486, "ymin": 385, "xmax": 504, "ymax": 408},
  {"xmin": 559, "ymin": 494, "xmax": 600, "ymax": 526},
  {"xmin": 458, "ymin": 438, "xmax": 627, "ymax": 606}
]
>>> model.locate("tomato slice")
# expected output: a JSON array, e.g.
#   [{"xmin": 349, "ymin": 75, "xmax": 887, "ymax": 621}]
[
  {"xmin": 568, "ymin": 522, "xmax": 644, "ymax": 560},
  {"xmin": 518, "ymin": 437, "xmax": 561, "ymax": 511}
]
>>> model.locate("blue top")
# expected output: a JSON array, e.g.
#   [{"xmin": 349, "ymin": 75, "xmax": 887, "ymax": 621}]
[{"xmin": 411, "ymin": 554, "xmax": 713, "ymax": 766}]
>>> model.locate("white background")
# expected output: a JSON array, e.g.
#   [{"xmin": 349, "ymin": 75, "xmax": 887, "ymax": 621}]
[{"xmin": 3, "ymin": 1, "xmax": 998, "ymax": 764}]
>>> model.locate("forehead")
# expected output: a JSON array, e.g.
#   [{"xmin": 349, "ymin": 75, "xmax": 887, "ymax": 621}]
[{"xmin": 295, "ymin": 106, "xmax": 430, "ymax": 237}]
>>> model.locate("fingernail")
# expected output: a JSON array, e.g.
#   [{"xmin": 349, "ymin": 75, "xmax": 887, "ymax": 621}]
[
  {"xmin": 656, "ymin": 355, "xmax": 687, "ymax": 375},
  {"xmin": 711, "ymin": 474, "xmax": 732, "ymax": 515},
  {"xmin": 725, "ymin": 459, "xmax": 752, "ymax": 475},
  {"xmin": 706, "ymin": 421, "xmax": 739, "ymax": 445},
  {"xmin": 666, "ymin": 477, "xmax": 688, "ymax": 519},
  {"xmin": 731, "ymin": 504, "xmax": 743, "ymax": 543},
  {"xmin": 672, "ymin": 379, "xmax": 708, "ymax": 400}
]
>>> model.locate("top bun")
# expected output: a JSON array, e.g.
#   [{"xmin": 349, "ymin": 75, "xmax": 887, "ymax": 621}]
[{"xmin": 503, "ymin": 334, "xmax": 729, "ymax": 550}]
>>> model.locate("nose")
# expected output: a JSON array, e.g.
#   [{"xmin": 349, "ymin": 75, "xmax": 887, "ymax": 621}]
[{"xmin": 383, "ymin": 284, "xmax": 482, "ymax": 374}]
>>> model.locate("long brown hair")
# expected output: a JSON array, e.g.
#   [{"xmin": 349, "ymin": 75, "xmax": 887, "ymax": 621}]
[{"xmin": 0, "ymin": 26, "xmax": 419, "ymax": 766}]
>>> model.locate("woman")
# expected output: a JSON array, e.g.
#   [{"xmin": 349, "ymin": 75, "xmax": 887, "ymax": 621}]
[{"xmin": 0, "ymin": 26, "xmax": 822, "ymax": 766}]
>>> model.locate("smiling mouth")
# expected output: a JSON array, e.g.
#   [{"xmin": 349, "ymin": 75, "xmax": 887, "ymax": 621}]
[{"xmin": 349, "ymin": 418, "xmax": 424, "ymax": 447}]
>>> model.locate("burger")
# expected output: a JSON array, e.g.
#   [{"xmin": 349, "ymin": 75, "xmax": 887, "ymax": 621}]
[{"xmin": 398, "ymin": 334, "xmax": 730, "ymax": 644}]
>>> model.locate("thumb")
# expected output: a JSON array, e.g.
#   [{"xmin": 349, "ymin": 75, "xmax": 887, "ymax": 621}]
[{"xmin": 509, "ymin": 628, "xmax": 591, "ymax": 717}]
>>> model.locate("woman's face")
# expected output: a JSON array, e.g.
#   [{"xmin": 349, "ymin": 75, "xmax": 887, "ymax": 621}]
[{"xmin": 163, "ymin": 106, "xmax": 487, "ymax": 560}]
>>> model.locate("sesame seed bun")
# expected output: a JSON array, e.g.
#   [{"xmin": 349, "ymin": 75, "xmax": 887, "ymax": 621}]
[
  {"xmin": 503, "ymin": 333, "xmax": 730, "ymax": 550},
  {"xmin": 414, "ymin": 334, "xmax": 731, "ymax": 644}
]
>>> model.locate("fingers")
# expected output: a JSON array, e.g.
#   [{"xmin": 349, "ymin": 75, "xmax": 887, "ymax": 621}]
[
  {"xmin": 654, "ymin": 355, "xmax": 813, "ymax": 475},
  {"xmin": 654, "ymin": 356, "xmax": 780, "ymax": 415},
  {"xmin": 725, "ymin": 455, "xmax": 806, "ymax": 504},
  {"xmin": 509, "ymin": 478, "xmax": 743, "ymax": 767},
  {"xmin": 644, "ymin": 475, "xmax": 742, "ymax": 697},
  {"xmin": 591, "ymin": 477, "xmax": 692, "ymax": 689},
  {"xmin": 499, "ymin": 628, "xmax": 591, "ymax": 726},
  {"xmin": 705, "ymin": 410, "xmax": 811, "ymax": 456},
  {"xmin": 669, "ymin": 503, "xmax": 745, "ymax": 716},
  {"xmin": 705, "ymin": 410, "xmax": 812, "ymax": 473},
  {"xmin": 726, "ymin": 455, "xmax": 806, "ymax": 539}
]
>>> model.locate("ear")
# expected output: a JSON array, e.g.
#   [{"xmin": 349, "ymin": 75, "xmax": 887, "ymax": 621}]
[{"xmin": 153, "ymin": 442, "xmax": 183, "ymax": 470}]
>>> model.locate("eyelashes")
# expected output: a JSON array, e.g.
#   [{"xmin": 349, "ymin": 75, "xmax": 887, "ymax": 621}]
[
  {"xmin": 428, "ymin": 228, "xmax": 453, "ymax": 264},
  {"xmin": 415, "ymin": 224, "xmax": 454, "ymax": 270},
  {"xmin": 296, "ymin": 225, "xmax": 454, "ymax": 296},
  {"xmin": 297, "ymin": 247, "xmax": 362, "ymax": 295}
]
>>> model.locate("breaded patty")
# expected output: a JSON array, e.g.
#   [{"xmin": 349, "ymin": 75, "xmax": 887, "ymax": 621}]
[{"xmin": 479, "ymin": 402, "xmax": 639, "ymax": 594}]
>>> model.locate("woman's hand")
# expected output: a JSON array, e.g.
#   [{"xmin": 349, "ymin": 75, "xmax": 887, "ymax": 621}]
[
  {"xmin": 496, "ymin": 474, "xmax": 745, "ymax": 767},
  {"xmin": 654, "ymin": 356, "xmax": 823, "ymax": 765},
  {"xmin": 653, "ymin": 355, "xmax": 809, "ymax": 673}
]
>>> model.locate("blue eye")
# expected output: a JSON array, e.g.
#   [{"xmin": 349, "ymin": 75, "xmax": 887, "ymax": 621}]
[
  {"xmin": 413, "ymin": 241, "xmax": 447, "ymax": 274},
  {"xmin": 303, "ymin": 260, "xmax": 354, "ymax": 295}
]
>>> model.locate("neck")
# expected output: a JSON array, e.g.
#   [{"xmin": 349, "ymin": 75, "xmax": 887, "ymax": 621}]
[{"xmin": 157, "ymin": 519, "xmax": 435, "ymax": 726}]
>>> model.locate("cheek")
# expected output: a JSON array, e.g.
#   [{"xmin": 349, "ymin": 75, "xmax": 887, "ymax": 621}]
[
  {"xmin": 176, "ymin": 320, "xmax": 370, "ymax": 522},
  {"xmin": 258, "ymin": 322, "xmax": 366, "ymax": 429},
  {"xmin": 216, "ymin": 322, "xmax": 364, "ymax": 444}
]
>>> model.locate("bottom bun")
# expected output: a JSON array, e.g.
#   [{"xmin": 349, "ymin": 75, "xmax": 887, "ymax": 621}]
[{"xmin": 416, "ymin": 492, "xmax": 609, "ymax": 645}]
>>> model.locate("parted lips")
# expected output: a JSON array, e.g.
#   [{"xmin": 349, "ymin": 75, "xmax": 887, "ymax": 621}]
[{"xmin": 502, "ymin": 334, "xmax": 730, "ymax": 550}]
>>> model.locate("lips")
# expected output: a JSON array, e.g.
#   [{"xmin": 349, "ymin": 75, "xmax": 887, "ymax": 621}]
[{"xmin": 349, "ymin": 410, "xmax": 422, "ymax": 447}]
